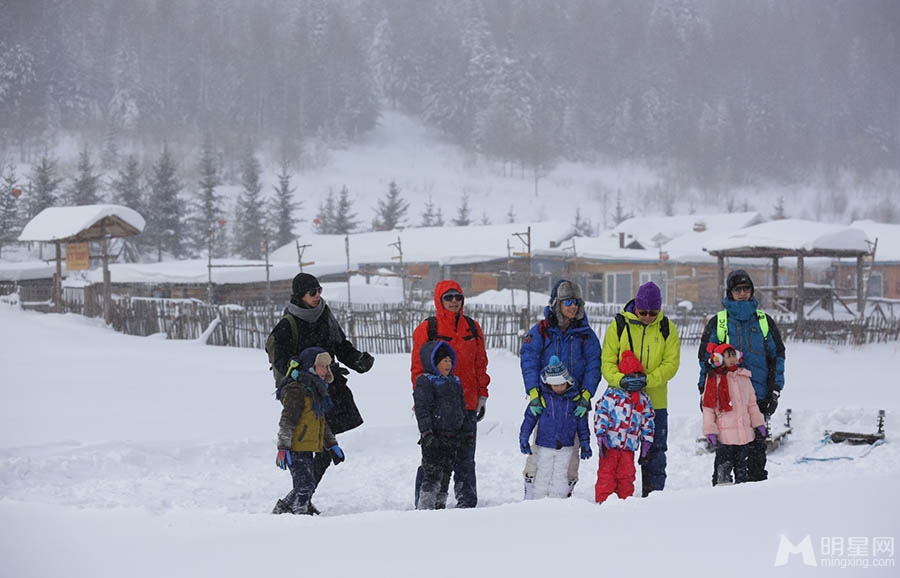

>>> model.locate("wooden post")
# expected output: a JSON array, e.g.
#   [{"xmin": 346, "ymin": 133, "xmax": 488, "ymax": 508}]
[
  {"xmin": 796, "ymin": 255, "xmax": 805, "ymax": 326},
  {"xmin": 856, "ymin": 255, "xmax": 865, "ymax": 315},
  {"xmin": 54, "ymin": 241, "xmax": 62, "ymax": 313}
]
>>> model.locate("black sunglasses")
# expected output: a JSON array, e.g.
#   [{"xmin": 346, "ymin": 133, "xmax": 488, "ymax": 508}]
[
  {"xmin": 732, "ymin": 285, "xmax": 752, "ymax": 294},
  {"xmin": 307, "ymin": 286, "xmax": 322, "ymax": 297},
  {"xmin": 442, "ymin": 293, "xmax": 464, "ymax": 302},
  {"xmin": 637, "ymin": 310, "xmax": 659, "ymax": 317}
]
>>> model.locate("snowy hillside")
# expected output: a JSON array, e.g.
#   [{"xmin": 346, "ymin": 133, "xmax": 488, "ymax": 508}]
[{"xmin": 1, "ymin": 304, "xmax": 898, "ymax": 576}]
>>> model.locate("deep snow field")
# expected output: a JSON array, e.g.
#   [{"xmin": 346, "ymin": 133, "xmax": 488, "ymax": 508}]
[{"xmin": 1, "ymin": 304, "xmax": 898, "ymax": 577}]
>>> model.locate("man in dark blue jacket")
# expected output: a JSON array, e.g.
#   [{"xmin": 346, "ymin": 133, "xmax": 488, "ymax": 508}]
[{"xmin": 698, "ymin": 270, "xmax": 785, "ymax": 482}]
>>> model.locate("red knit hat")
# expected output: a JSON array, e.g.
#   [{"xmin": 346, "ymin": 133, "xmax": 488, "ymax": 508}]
[
  {"xmin": 619, "ymin": 350, "xmax": 644, "ymax": 374},
  {"xmin": 707, "ymin": 342, "xmax": 742, "ymax": 368}
]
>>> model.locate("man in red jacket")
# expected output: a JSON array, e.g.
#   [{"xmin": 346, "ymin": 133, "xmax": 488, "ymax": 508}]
[{"xmin": 410, "ymin": 280, "xmax": 490, "ymax": 508}]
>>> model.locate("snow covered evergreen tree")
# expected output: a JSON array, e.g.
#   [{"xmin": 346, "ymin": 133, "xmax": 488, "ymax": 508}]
[
  {"xmin": 315, "ymin": 190, "xmax": 337, "ymax": 234},
  {"xmin": 271, "ymin": 161, "xmax": 300, "ymax": 249},
  {"xmin": 420, "ymin": 196, "xmax": 439, "ymax": 227},
  {"xmin": 234, "ymin": 144, "xmax": 267, "ymax": 260},
  {"xmin": 373, "ymin": 180, "xmax": 408, "ymax": 231},
  {"xmin": 506, "ymin": 205, "xmax": 516, "ymax": 224},
  {"xmin": 69, "ymin": 146, "xmax": 101, "ymax": 206},
  {"xmin": 28, "ymin": 153, "xmax": 62, "ymax": 219},
  {"xmin": 146, "ymin": 146, "xmax": 184, "ymax": 261},
  {"xmin": 574, "ymin": 208, "xmax": 592, "ymax": 236},
  {"xmin": 332, "ymin": 185, "xmax": 358, "ymax": 234},
  {"xmin": 452, "ymin": 193, "xmax": 472, "ymax": 226},
  {"xmin": 189, "ymin": 136, "xmax": 226, "ymax": 258},
  {"xmin": 109, "ymin": 155, "xmax": 144, "ymax": 214},
  {"xmin": 0, "ymin": 164, "xmax": 23, "ymax": 257}
]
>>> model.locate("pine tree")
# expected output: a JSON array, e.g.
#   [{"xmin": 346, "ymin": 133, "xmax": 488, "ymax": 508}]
[
  {"xmin": 506, "ymin": 205, "xmax": 516, "ymax": 224},
  {"xmin": 190, "ymin": 137, "xmax": 226, "ymax": 257},
  {"xmin": 611, "ymin": 191, "xmax": 632, "ymax": 226},
  {"xmin": 271, "ymin": 161, "xmax": 300, "ymax": 249},
  {"xmin": 420, "ymin": 196, "xmax": 439, "ymax": 227},
  {"xmin": 435, "ymin": 207, "xmax": 445, "ymax": 227},
  {"xmin": 315, "ymin": 190, "xmax": 337, "ymax": 234},
  {"xmin": 332, "ymin": 185, "xmax": 358, "ymax": 234},
  {"xmin": 110, "ymin": 155, "xmax": 144, "ymax": 214},
  {"xmin": 772, "ymin": 196, "xmax": 787, "ymax": 220},
  {"xmin": 69, "ymin": 146, "xmax": 101, "ymax": 206},
  {"xmin": 574, "ymin": 208, "xmax": 592, "ymax": 236},
  {"xmin": 146, "ymin": 145, "xmax": 184, "ymax": 261},
  {"xmin": 452, "ymin": 194, "xmax": 472, "ymax": 226},
  {"xmin": 0, "ymin": 164, "xmax": 23, "ymax": 257},
  {"xmin": 374, "ymin": 180, "xmax": 409, "ymax": 231},
  {"xmin": 235, "ymin": 144, "xmax": 267, "ymax": 259},
  {"xmin": 28, "ymin": 153, "xmax": 62, "ymax": 218},
  {"xmin": 479, "ymin": 211, "xmax": 491, "ymax": 225}
]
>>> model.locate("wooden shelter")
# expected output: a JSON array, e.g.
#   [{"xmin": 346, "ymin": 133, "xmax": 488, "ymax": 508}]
[
  {"xmin": 703, "ymin": 219, "xmax": 873, "ymax": 322},
  {"xmin": 18, "ymin": 205, "xmax": 145, "ymax": 321}
]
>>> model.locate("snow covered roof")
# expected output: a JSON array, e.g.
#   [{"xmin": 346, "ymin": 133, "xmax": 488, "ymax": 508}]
[
  {"xmin": 270, "ymin": 222, "xmax": 576, "ymax": 267},
  {"xmin": 612, "ymin": 212, "xmax": 764, "ymax": 248},
  {"xmin": 18, "ymin": 205, "xmax": 145, "ymax": 242},
  {"xmin": 703, "ymin": 219, "xmax": 871, "ymax": 258},
  {"xmin": 850, "ymin": 220, "xmax": 900, "ymax": 262},
  {"xmin": 534, "ymin": 236, "xmax": 660, "ymax": 263}
]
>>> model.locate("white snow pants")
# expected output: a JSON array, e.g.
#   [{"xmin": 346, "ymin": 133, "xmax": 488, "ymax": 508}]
[{"xmin": 525, "ymin": 446, "xmax": 575, "ymax": 499}]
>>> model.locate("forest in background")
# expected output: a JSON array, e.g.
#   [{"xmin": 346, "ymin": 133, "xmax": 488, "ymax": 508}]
[{"xmin": 1, "ymin": 0, "xmax": 898, "ymax": 188}]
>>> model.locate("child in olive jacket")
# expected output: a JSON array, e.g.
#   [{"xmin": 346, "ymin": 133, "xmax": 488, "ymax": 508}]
[{"xmin": 272, "ymin": 346, "xmax": 344, "ymax": 515}]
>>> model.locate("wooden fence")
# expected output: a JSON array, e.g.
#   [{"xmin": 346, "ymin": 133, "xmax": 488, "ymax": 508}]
[{"xmin": 7, "ymin": 283, "xmax": 900, "ymax": 353}]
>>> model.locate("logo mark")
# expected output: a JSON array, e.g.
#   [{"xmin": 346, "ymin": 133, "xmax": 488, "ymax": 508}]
[{"xmin": 774, "ymin": 535, "xmax": 818, "ymax": 567}]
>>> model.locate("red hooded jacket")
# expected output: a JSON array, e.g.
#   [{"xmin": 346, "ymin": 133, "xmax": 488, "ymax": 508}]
[{"xmin": 410, "ymin": 280, "xmax": 490, "ymax": 411}]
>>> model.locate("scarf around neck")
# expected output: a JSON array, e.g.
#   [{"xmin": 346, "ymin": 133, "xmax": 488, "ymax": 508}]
[
  {"xmin": 285, "ymin": 297, "xmax": 326, "ymax": 324},
  {"xmin": 702, "ymin": 366, "xmax": 738, "ymax": 412}
]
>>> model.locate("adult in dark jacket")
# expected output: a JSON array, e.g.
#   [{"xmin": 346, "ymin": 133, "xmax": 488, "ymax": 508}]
[
  {"xmin": 519, "ymin": 279, "xmax": 601, "ymax": 496},
  {"xmin": 410, "ymin": 280, "xmax": 490, "ymax": 508},
  {"xmin": 697, "ymin": 269, "xmax": 785, "ymax": 482},
  {"xmin": 413, "ymin": 341, "xmax": 467, "ymax": 510},
  {"xmin": 269, "ymin": 273, "xmax": 374, "ymax": 507}
]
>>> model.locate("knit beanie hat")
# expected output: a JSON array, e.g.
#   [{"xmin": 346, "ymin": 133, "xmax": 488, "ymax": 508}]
[
  {"xmin": 634, "ymin": 282, "xmax": 662, "ymax": 310},
  {"xmin": 726, "ymin": 269, "xmax": 754, "ymax": 299},
  {"xmin": 541, "ymin": 355, "xmax": 573, "ymax": 386},
  {"xmin": 618, "ymin": 350, "xmax": 645, "ymax": 375},
  {"xmin": 292, "ymin": 273, "xmax": 321, "ymax": 297}
]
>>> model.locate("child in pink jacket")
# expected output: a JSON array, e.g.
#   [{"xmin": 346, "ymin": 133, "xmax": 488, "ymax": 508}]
[{"xmin": 702, "ymin": 343, "xmax": 766, "ymax": 486}]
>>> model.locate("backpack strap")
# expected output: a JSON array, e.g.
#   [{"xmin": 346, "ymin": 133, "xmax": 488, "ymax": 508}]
[
  {"xmin": 716, "ymin": 309, "xmax": 769, "ymax": 344},
  {"xmin": 614, "ymin": 313, "xmax": 636, "ymax": 351},
  {"xmin": 427, "ymin": 314, "xmax": 480, "ymax": 342},
  {"xmin": 285, "ymin": 313, "xmax": 299, "ymax": 351}
]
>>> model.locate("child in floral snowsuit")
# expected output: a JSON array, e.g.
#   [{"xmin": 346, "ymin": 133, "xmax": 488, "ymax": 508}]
[{"xmin": 593, "ymin": 351, "xmax": 655, "ymax": 503}]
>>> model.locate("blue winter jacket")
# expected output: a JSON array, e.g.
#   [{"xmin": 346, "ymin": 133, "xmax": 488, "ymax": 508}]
[
  {"xmin": 520, "ymin": 309, "xmax": 602, "ymax": 397},
  {"xmin": 520, "ymin": 382, "xmax": 591, "ymax": 451},
  {"xmin": 697, "ymin": 297, "xmax": 786, "ymax": 401}
]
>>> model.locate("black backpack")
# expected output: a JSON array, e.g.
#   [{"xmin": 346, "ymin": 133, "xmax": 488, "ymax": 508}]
[{"xmin": 265, "ymin": 314, "xmax": 299, "ymax": 384}]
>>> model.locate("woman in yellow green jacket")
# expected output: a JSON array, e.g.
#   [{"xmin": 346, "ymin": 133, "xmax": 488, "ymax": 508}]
[{"xmin": 600, "ymin": 282, "xmax": 680, "ymax": 496}]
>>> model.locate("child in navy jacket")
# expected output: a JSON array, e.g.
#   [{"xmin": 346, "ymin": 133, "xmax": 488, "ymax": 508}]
[
  {"xmin": 519, "ymin": 356, "xmax": 592, "ymax": 499},
  {"xmin": 413, "ymin": 341, "xmax": 467, "ymax": 510}
]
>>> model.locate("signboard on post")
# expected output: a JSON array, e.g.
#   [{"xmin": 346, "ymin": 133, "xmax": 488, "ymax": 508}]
[{"xmin": 66, "ymin": 242, "xmax": 90, "ymax": 271}]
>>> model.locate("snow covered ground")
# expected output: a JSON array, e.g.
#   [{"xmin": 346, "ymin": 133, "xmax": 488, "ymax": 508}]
[{"xmin": 1, "ymin": 304, "xmax": 898, "ymax": 577}]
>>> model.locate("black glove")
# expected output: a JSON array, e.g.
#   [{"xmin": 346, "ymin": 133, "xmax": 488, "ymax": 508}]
[
  {"xmin": 419, "ymin": 431, "xmax": 435, "ymax": 449},
  {"xmin": 758, "ymin": 390, "xmax": 780, "ymax": 416},
  {"xmin": 327, "ymin": 444, "xmax": 345, "ymax": 465},
  {"xmin": 353, "ymin": 351, "xmax": 375, "ymax": 373}
]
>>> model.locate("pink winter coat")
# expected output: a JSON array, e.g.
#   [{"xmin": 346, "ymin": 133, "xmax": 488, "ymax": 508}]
[{"xmin": 702, "ymin": 368, "xmax": 765, "ymax": 445}]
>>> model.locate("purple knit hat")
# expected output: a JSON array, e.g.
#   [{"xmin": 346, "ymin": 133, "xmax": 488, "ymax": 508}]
[{"xmin": 635, "ymin": 282, "xmax": 662, "ymax": 310}]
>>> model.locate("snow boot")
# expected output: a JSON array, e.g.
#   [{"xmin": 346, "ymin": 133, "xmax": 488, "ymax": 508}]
[
  {"xmin": 523, "ymin": 474, "xmax": 536, "ymax": 499},
  {"xmin": 272, "ymin": 499, "xmax": 292, "ymax": 514}
]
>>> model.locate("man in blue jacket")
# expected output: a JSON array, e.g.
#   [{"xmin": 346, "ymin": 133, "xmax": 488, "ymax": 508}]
[
  {"xmin": 698, "ymin": 270, "xmax": 786, "ymax": 482},
  {"xmin": 520, "ymin": 279, "xmax": 601, "ymax": 496}
]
